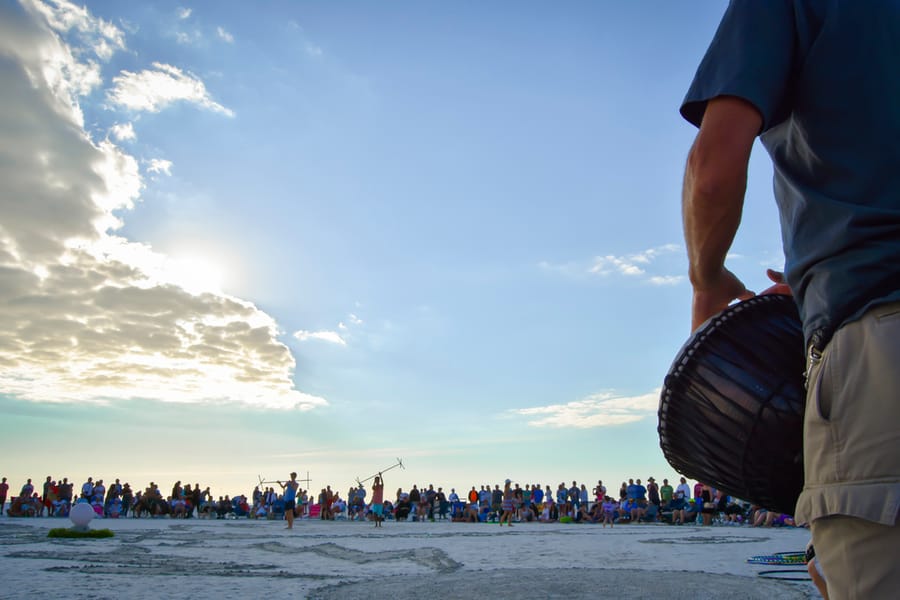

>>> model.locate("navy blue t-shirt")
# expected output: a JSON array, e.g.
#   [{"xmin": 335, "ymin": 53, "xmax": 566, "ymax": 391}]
[{"xmin": 682, "ymin": 0, "xmax": 900, "ymax": 345}]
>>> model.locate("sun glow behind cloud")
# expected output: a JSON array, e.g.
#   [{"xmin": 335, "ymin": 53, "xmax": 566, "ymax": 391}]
[{"xmin": 0, "ymin": 0, "xmax": 324, "ymax": 411}]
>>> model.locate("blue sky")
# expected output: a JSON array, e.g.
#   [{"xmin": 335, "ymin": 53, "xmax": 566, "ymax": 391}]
[{"xmin": 0, "ymin": 0, "xmax": 783, "ymax": 499}]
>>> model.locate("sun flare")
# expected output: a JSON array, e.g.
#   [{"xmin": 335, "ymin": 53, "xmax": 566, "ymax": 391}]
[{"xmin": 161, "ymin": 255, "xmax": 227, "ymax": 295}]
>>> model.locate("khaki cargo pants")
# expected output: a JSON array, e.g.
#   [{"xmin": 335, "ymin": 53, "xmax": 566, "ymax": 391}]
[{"xmin": 796, "ymin": 301, "xmax": 900, "ymax": 599}]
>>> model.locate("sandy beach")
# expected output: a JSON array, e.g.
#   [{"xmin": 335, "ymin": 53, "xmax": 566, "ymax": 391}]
[{"xmin": 0, "ymin": 516, "xmax": 818, "ymax": 599}]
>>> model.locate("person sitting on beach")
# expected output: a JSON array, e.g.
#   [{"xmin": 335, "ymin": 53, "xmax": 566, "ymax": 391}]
[
  {"xmin": 587, "ymin": 500, "xmax": 606, "ymax": 523},
  {"xmin": 144, "ymin": 483, "xmax": 166, "ymax": 517},
  {"xmin": 331, "ymin": 493, "xmax": 347, "ymax": 519},
  {"xmin": 668, "ymin": 492, "xmax": 687, "ymax": 525},
  {"xmin": 52, "ymin": 496, "xmax": 70, "ymax": 517},
  {"xmin": 452, "ymin": 502, "xmax": 477, "ymax": 523},
  {"xmin": 215, "ymin": 496, "xmax": 232, "ymax": 519},
  {"xmin": 630, "ymin": 498, "xmax": 648, "ymax": 523},
  {"xmin": 520, "ymin": 503, "xmax": 536, "ymax": 522},
  {"xmin": 617, "ymin": 499, "xmax": 633, "ymax": 523},
  {"xmin": 715, "ymin": 491, "xmax": 742, "ymax": 525},
  {"xmin": 251, "ymin": 492, "xmax": 264, "ymax": 518},
  {"xmin": 381, "ymin": 499, "xmax": 393, "ymax": 520},
  {"xmin": 7, "ymin": 494, "xmax": 37, "ymax": 517},
  {"xmin": 106, "ymin": 496, "xmax": 122, "ymax": 518},
  {"xmin": 169, "ymin": 495, "xmax": 186, "ymax": 518},
  {"xmin": 198, "ymin": 495, "xmax": 216, "ymax": 519},
  {"xmin": 538, "ymin": 499, "xmax": 555, "ymax": 523},
  {"xmin": 90, "ymin": 496, "xmax": 103, "ymax": 516},
  {"xmin": 236, "ymin": 495, "xmax": 251, "ymax": 518},
  {"xmin": 683, "ymin": 499, "xmax": 699, "ymax": 525},
  {"xmin": 130, "ymin": 491, "xmax": 143, "ymax": 518},
  {"xmin": 572, "ymin": 502, "xmax": 591, "ymax": 523}
]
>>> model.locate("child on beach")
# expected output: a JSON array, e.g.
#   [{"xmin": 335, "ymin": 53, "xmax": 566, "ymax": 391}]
[{"xmin": 602, "ymin": 496, "xmax": 617, "ymax": 528}]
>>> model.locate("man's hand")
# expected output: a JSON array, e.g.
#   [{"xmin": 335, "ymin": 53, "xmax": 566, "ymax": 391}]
[
  {"xmin": 761, "ymin": 268, "xmax": 792, "ymax": 296},
  {"xmin": 691, "ymin": 267, "xmax": 753, "ymax": 331}
]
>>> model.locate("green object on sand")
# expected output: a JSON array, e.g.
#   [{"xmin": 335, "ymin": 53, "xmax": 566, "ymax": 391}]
[{"xmin": 48, "ymin": 528, "xmax": 115, "ymax": 539}]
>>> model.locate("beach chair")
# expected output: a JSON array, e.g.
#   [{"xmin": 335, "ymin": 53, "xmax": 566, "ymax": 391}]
[{"xmin": 307, "ymin": 503, "xmax": 321, "ymax": 519}]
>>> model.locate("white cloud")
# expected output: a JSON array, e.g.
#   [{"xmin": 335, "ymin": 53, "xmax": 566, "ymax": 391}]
[
  {"xmin": 541, "ymin": 244, "xmax": 684, "ymax": 285},
  {"xmin": 648, "ymin": 275, "xmax": 684, "ymax": 286},
  {"xmin": 305, "ymin": 42, "xmax": 323, "ymax": 57},
  {"xmin": 216, "ymin": 26, "xmax": 234, "ymax": 44},
  {"xmin": 590, "ymin": 244, "xmax": 681, "ymax": 277},
  {"xmin": 109, "ymin": 122, "xmax": 135, "ymax": 141},
  {"xmin": 509, "ymin": 390, "xmax": 660, "ymax": 429},
  {"xmin": 146, "ymin": 158, "xmax": 172, "ymax": 176},
  {"xmin": 108, "ymin": 62, "xmax": 234, "ymax": 117},
  {"xmin": 0, "ymin": 1, "xmax": 325, "ymax": 411},
  {"xmin": 293, "ymin": 330, "xmax": 347, "ymax": 346},
  {"xmin": 26, "ymin": 0, "xmax": 126, "ymax": 61},
  {"xmin": 177, "ymin": 7, "xmax": 192, "ymax": 20}
]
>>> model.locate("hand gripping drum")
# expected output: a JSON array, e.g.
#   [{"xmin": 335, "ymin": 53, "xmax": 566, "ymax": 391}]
[{"xmin": 658, "ymin": 294, "xmax": 805, "ymax": 515}]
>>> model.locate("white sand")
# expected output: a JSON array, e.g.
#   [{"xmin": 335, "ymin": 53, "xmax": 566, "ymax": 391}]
[{"xmin": 0, "ymin": 516, "xmax": 818, "ymax": 599}]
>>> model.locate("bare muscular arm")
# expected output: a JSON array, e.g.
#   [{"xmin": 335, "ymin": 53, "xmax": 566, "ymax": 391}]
[{"xmin": 682, "ymin": 95, "xmax": 762, "ymax": 330}]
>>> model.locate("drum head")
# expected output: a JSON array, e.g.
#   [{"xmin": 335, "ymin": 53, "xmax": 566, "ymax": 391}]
[{"xmin": 658, "ymin": 294, "xmax": 805, "ymax": 515}]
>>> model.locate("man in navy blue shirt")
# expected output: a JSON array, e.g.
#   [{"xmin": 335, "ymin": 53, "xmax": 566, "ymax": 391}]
[{"xmin": 681, "ymin": 2, "xmax": 900, "ymax": 596}]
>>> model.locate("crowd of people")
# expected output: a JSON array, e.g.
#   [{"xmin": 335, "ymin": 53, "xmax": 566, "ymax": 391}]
[{"xmin": 0, "ymin": 473, "xmax": 799, "ymax": 530}]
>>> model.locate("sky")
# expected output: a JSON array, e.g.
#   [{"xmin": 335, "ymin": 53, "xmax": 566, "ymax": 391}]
[{"xmin": 0, "ymin": 0, "xmax": 785, "ymax": 500}]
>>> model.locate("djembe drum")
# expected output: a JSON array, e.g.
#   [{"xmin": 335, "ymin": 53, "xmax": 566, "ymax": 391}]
[{"xmin": 658, "ymin": 294, "xmax": 805, "ymax": 515}]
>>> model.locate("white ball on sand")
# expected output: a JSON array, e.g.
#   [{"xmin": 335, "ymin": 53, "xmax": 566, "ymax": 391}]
[{"xmin": 69, "ymin": 502, "xmax": 95, "ymax": 529}]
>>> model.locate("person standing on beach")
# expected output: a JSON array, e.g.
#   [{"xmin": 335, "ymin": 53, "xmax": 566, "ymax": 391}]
[
  {"xmin": 371, "ymin": 474, "xmax": 385, "ymax": 527},
  {"xmin": 0, "ymin": 477, "xmax": 8, "ymax": 516},
  {"xmin": 681, "ymin": 2, "xmax": 900, "ymax": 596},
  {"xmin": 499, "ymin": 479, "xmax": 515, "ymax": 527},
  {"xmin": 279, "ymin": 472, "xmax": 299, "ymax": 529}
]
